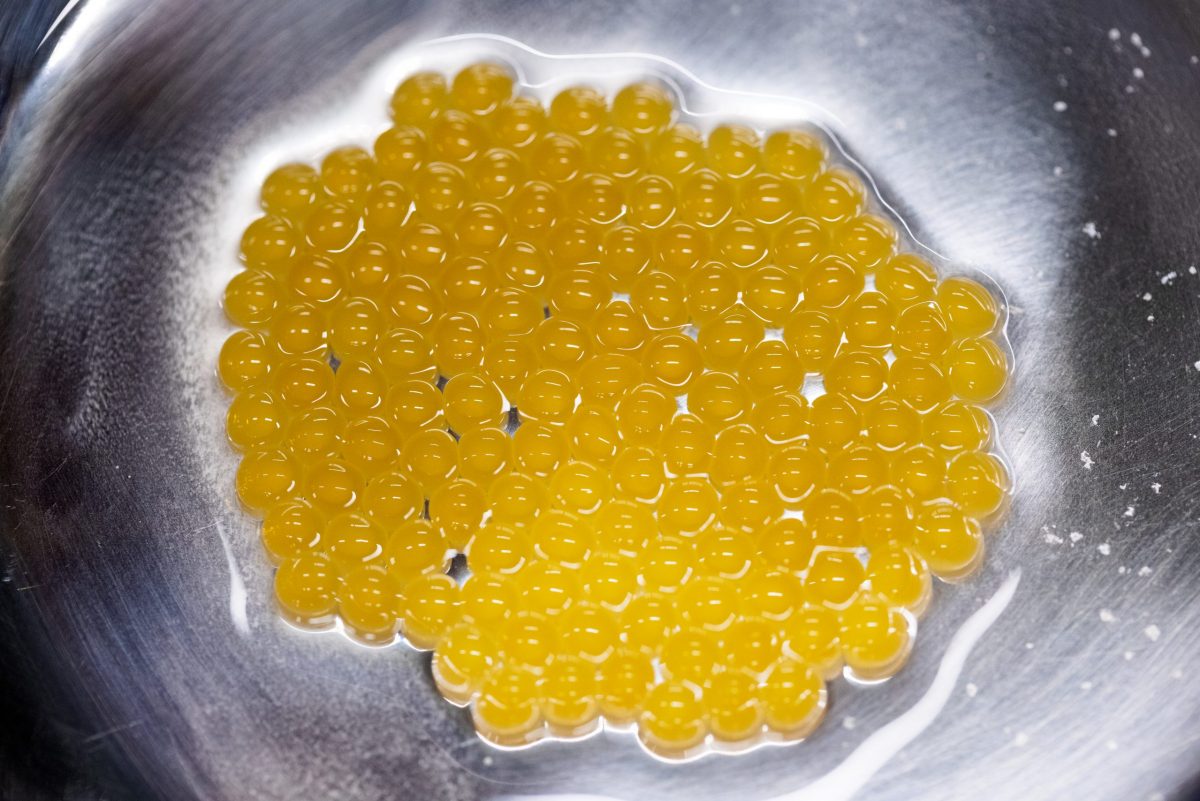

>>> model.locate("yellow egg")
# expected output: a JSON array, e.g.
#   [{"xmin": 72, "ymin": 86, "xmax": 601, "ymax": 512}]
[
  {"xmin": 429, "ymin": 478, "xmax": 486, "ymax": 551},
  {"xmin": 926, "ymin": 401, "xmax": 992, "ymax": 453},
  {"xmin": 807, "ymin": 394, "xmax": 861, "ymax": 453},
  {"xmin": 219, "ymin": 330, "xmax": 275, "ymax": 392},
  {"xmin": 661, "ymin": 413, "xmax": 715, "ymax": 476},
  {"xmin": 678, "ymin": 576, "xmax": 739, "ymax": 632},
  {"xmin": 487, "ymin": 471, "xmax": 549, "ymax": 527},
  {"xmin": 224, "ymin": 269, "xmax": 279, "ymax": 328},
  {"xmin": 612, "ymin": 446, "xmax": 667, "ymax": 504},
  {"xmin": 386, "ymin": 377, "xmax": 443, "ymax": 432},
  {"xmin": 748, "ymin": 388, "xmax": 806, "ymax": 443},
  {"xmin": 512, "ymin": 419, "xmax": 569, "ymax": 478},
  {"xmin": 697, "ymin": 307, "xmax": 763, "ymax": 373},
  {"xmin": 390, "ymin": 71, "xmax": 447, "ymax": 124},
  {"xmin": 890, "ymin": 444, "xmax": 947, "ymax": 502},
  {"xmin": 432, "ymin": 311, "xmax": 485, "ymax": 377},
  {"xmin": 304, "ymin": 457, "xmax": 363, "ymax": 513},
  {"xmin": 828, "ymin": 445, "xmax": 888, "ymax": 496},
  {"xmin": 454, "ymin": 427, "xmax": 513, "ymax": 486},
  {"xmin": 548, "ymin": 462, "xmax": 611, "ymax": 517},
  {"xmin": 616, "ymin": 382, "xmax": 675, "ymax": 442},
  {"xmin": 719, "ymin": 480, "xmax": 783, "ymax": 535},
  {"xmin": 639, "ymin": 680, "xmax": 708, "ymax": 756},
  {"xmin": 660, "ymin": 627, "xmax": 722, "ymax": 684},
  {"xmin": 598, "ymin": 649, "xmax": 656, "ymax": 723},
  {"xmin": 450, "ymin": 61, "xmax": 514, "ymax": 115},
  {"xmin": 549, "ymin": 85, "xmax": 608, "ymax": 139},
  {"xmin": 535, "ymin": 316, "xmax": 593, "ymax": 375},
  {"xmin": 620, "ymin": 592, "xmax": 678, "ymax": 655},
  {"xmin": 241, "ymin": 214, "xmax": 299, "ymax": 269},
  {"xmin": 517, "ymin": 559, "xmax": 580, "ymax": 617},
  {"xmin": 655, "ymin": 223, "xmax": 710, "ymax": 281},
  {"xmin": 284, "ymin": 405, "xmax": 343, "ymax": 459},
  {"xmin": 601, "ymin": 226, "xmax": 652, "ymax": 287},
  {"xmin": 631, "ymin": 270, "xmax": 689, "ymax": 330},
  {"xmin": 491, "ymin": 95, "xmax": 547, "ymax": 150},
  {"xmin": 226, "ymin": 389, "xmax": 285, "ymax": 451},
  {"xmin": 611, "ymin": 81, "xmax": 674, "ymax": 135},
  {"xmin": 656, "ymin": 478, "xmax": 719, "ymax": 537},
  {"xmin": 757, "ymin": 517, "xmax": 817, "ymax": 574},
  {"xmin": 433, "ymin": 623, "xmax": 499, "ymax": 704},
  {"xmin": 236, "ymin": 449, "xmax": 299, "ymax": 514},
  {"xmin": 473, "ymin": 664, "xmax": 544, "ymax": 745},
  {"xmin": 740, "ymin": 172, "xmax": 801, "ymax": 224},
  {"xmin": 579, "ymin": 551, "xmax": 640, "ymax": 611},
  {"xmin": 508, "ymin": 180, "xmax": 563, "ymax": 239},
  {"xmin": 843, "ymin": 291, "xmax": 895, "ymax": 349},
  {"xmin": 400, "ymin": 428, "xmax": 458, "ymax": 493},
  {"xmin": 334, "ymin": 357, "xmax": 385, "ymax": 417},
  {"xmin": 499, "ymin": 609, "xmax": 557, "ymax": 672},
  {"xmin": 913, "ymin": 501, "xmax": 984, "ymax": 580},
  {"xmin": 807, "ymin": 488, "xmax": 862, "ymax": 546},
  {"xmin": 639, "ymin": 534, "xmax": 698, "ymax": 592},
  {"xmin": 594, "ymin": 300, "xmax": 649, "ymax": 353},
  {"xmin": 826, "ymin": 349, "xmax": 888, "ymax": 402},
  {"xmin": 517, "ymin": 369, "xmax": 577, "ymax": 427},
  {"xmin": 626, "ymin": 174, "xmax": 678, "ymax": 228},
  {"xmin": 840, "ymin": 595, "xmax": 911, "ymax": 679},
  {"xmin": 773, "ymin": 216, "xmax": 828, "ymax": 274},
  {"xmin": 694, "ymin": 527, "xmax": 755, "ymax": 579},
  {"xmin": 320, "ymin": 146, "xmax": 375, "ymax": 204},
  {"xmin": 271, "ymin": 303, "xmax": 326, "ymax": 357},
  {"xmin": 401, "ymin": 572, "xmax": 462, "ymax": 650},
  {"xmin": 649, "ymin": 124, "xmax": 705, "ymax": 175},
  {"xmin": 889, "ymin": 356, "xmax": 950, "ymax": 413},
  {"xmin": 261, "ymin": 501, "xmax": 322, "ymax": 565},
  {"xmin": 760, "ymin": 658, "xmax": 826, "ymax": 738},
  {"xmin": 642, "ymin": 332, "xmax": 703, "ymax": 391},
  {"xmin": 340, "ymin": 563, "xmax": 401, "ymax": 644},
  {"xmin": 803, "ymin": 550, "xmax": 865, "ymax": 608},
  {"xmin": 429, "ymin": 110, "xmax": 488, "ymax": 164},
  {"xmin": 768, "ymin": 445, "xmax": 826, "ymax": 508},
  {"xmin": 707, "ymin": 124, "xmax": 760, "ymax": 178},
  {"xmin": 260, "ymin": 163, "xmax": 319, "ymax": 219},
  {"xmin": 594, "ymin": 499, "xmax": 656, "ymax": 557},
  {"xmin": 558, "ymin": 600, "xmax": 621, "ymax": 664},
  {"xmin": 547, "ymin": 266, "xmax": 611, "ymax": 321},
  {"xmin": 946, "ymin": 451, "xmax": 1010, "ymax": 518},
  {"xmin": 706, "ymin": 669, "xmax": 765, "ymax": 743},
  {"xmin": 780, "ymin": 607, "xmax": 842, "ymax": 678},
  {"xmin": 579, "ymin": 352, "xmax": 644, "ymax": 409},
  {"xmin": 361, "ymin": 470, "xmax": 424, "ymax": 527},
  {"xmin": 763, "ymin": 129, "xmax": 826, "ymax": 181},
  {"xmin": 741, "ymin": 569, "xmax": 804, "ymax": 622},
  {"xmin": 461, "ymin": 571, "xmax": 519, "ymax": 626},
  {"xmin": 466, "ymin": 523, "xmax": 529, "ymax": 575},
  {"xmin": 866, "ymin": 544, "xmax": 931, "ymax": 615},
  {"xmin": 540, "ymin": 654, "xmax": 601, "ymax": 737},
  {"xmin": 806, "ymin": 168, "xmax": 865, "ymax": 223},
  {"xmin": 374, "ymin": 125, "xmax": 427, "ymax": 180},
  {"xmin": 743, "ymin": 265, "xmax": 801, "ymax": 325},
  {"xmin": 443, "ymin": 372, "xmax": 504, "ymax": 433},
  {"xmin": 803, "ymin": 254, "xmax": 864, "ymax": 310},
  {"xmin": 862, "ymin": 395, "xmax": 921, "ymax": 451},
  {"xmin": 569, "ymin": 172, "xmax": 625, "ymax": 224},
  {"xmin": 937, "ymin": 276, "xmax": 1000, "ymax": 338},
  {"xmin": 678, "ymin": 168, "xmax": 734, "ymax": 228},
  {"xmin": 274, "ymin": 554, "xmax": 340, "ymax": 628},
  {"xmin": 857, "ymin": 485, "xmax": 915, "ymax": 548},
  {"xmin": 589, "ymin": 128, "xmax": 646, "ymax": 179},
  {"xmin": 944, "ymin": 337, "xmax": 1009, "ymax": 403},
  {"xmin": 684, "ymin": 261, "xmax": 739, "ymax": 323},
  {"xmin": 304, "ymin": 200, "xmax": 359, "ymax": 253},
  {"xmin": 482, "ymin": 336, "xmax": 536, "ymax": 400},
  {"xmin": 532, "ymin": 132, "xmax": 586, "ymax": 184},
  {"xmin": 783, "ymin": 309, "xmax": 840, "ymax": 373}
]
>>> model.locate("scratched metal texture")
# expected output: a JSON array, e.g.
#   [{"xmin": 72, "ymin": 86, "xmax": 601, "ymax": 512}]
[{"xmin": 1, "ymin": 0, "xmax": 1199, "ymax": 800}]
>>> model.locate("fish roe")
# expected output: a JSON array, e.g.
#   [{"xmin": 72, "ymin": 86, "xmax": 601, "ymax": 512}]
[{"xmin": 220, "ymin": 61, "xmax": 1013, "ymax": 760}]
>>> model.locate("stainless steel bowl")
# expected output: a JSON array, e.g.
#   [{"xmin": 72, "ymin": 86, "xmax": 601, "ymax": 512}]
[{"xmin": 2, "ymin": 1, "xmax": 1200, "ymax": 800}]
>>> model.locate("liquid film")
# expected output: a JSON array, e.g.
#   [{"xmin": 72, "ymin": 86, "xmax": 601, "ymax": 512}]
[{"xmin": 219, "ymin": 60, "xmax": 1012, "ymax": 760}]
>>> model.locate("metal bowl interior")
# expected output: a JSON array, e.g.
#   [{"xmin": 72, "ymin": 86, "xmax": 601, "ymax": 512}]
[{"xmin": 2, "ymin": 1, "xmax": 1200, "ymax": 800}]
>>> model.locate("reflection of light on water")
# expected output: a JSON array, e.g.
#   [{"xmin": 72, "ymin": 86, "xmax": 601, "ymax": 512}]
[{"xmin": 497, "ymin": 570, "xmax": 1021, "ymax": 801}]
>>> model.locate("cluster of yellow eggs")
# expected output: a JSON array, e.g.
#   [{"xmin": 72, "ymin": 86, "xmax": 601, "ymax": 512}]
[{"xmin": 218, "ymin": 61, "xmax": 1011, "ymax": 758}]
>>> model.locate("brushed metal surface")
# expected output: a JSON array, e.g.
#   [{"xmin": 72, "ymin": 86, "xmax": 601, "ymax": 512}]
[{"xmin": 2, "ymin": 1, "xmax": 1200, "ymax": 800}]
